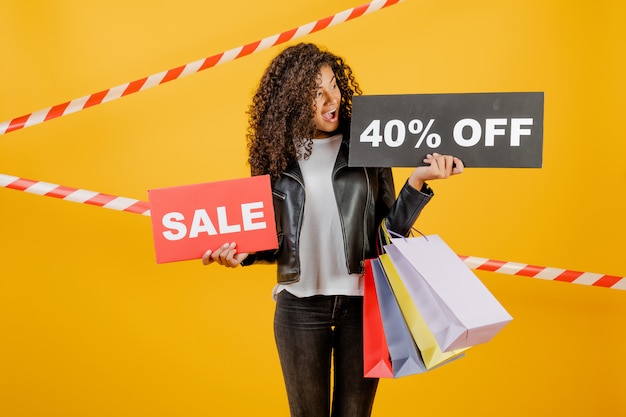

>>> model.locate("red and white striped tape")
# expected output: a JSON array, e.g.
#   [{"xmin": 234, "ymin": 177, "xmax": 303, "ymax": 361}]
[
  {"xmin": 459, "ymin": 255, "xmax": 626, "ymax": 291},
  {"xmin": 0, "ymin": 174, "xmax": 150, "ymax": 216},
  {"xmin": 2, "ymin": 174, "xmax": 623, "ymax": 290},
  {"xmin": 0, "ymin": 0, "xmax": 402, "ymax": 135}
]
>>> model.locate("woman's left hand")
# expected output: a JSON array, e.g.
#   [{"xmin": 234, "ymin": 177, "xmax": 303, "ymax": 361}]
[{"xmin": 408, "ymin": 153, "xmax": 464, "ymax": 190}]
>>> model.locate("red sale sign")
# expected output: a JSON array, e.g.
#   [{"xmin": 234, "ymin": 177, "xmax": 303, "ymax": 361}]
[{"xmin": 148, "ymin": 175, "xmax": 278, "ymax": 264}]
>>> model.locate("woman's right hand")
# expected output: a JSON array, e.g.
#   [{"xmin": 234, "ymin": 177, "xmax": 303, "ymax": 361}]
[
  {"xmin": 202, "ymin": 242, "xmax": 249, "ymax": 268},
  {"xmin": 407, "ymin": 153, "xmax": 464, "ymax": 190}
]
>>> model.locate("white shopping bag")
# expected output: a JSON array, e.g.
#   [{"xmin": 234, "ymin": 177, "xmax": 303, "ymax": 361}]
[{"xmin": 386, "ymin": 234, "xmax": 512, "ymax": 351}]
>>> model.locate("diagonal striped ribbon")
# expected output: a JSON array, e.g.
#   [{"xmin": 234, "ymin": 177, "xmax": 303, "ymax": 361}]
[
  {"xmin": 0, "ymin": 174, "xmax": 150, "ymax": 215},
  {"xmin": 459, "ymin": 255, "xmax": 626, "ymax": 291},
  {"xmin": 0, "ymin": 0, "xmax": 403, "ymax": 135},
  {"xmin": 2, "ymin": 173, "xmax": 623, "ymax": 290}
]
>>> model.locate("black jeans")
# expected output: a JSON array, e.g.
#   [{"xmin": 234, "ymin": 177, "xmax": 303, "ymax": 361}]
[{"xmin": 274, "ymin": 291, "xmax": 379, "ymax": 417}]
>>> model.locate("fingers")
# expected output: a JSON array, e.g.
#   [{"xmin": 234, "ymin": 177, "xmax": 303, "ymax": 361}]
[
  {"xmin": 201, "ymin": 242, "xmax": 244, "ymax": 268},
  {"xmin": 439, "ymin": 154, "xmax": 455, "ymax": 176},
  {"xmin": 423, "ymin": 153, "xmax": 455, "ymax": 178},
  {"xmin": 416, "ymin": 153, "xmax": 465, "ymax": 185},
  {"xmin": 201, "ymin": 249, "xmax": 214, "ymax": 266}
]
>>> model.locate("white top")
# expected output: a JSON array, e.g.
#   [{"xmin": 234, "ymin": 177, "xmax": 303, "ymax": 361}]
[{"xmin": 273, "ymin": 134, "xmax": 363, "ymax": 299}]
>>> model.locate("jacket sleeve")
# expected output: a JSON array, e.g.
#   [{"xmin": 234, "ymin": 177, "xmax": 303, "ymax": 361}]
[{"xmin": 379, "ymin": 167, "xmax": 434, "ymax": 237}]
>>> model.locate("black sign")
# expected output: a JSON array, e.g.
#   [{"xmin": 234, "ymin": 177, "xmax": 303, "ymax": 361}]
[{"xmin": 348, "ymin": 92, "xmax": 544, "ymax": 168}]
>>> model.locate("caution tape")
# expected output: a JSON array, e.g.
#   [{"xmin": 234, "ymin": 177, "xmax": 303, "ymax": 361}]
[
  {"xmin": 0, "ymin": 174, "xmax": 150, "ymax": 216},
  {"xmin": 0, "ymin": 0, "xmax": 403, "ymax": 135},
  {"xmin": 459, "ymin": 255, "xmax": 626, "ymax": 291},
  {"xmin": 2, "ymin": 173, "xmax": 623, "ymax": 290}
]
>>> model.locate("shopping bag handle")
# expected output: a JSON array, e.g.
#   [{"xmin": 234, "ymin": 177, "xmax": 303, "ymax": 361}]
[
  {"xmin": 388, "ymin": 228, "xmax": 429, "ymax": 241},
  {"xmin": 380, "ymin": 219, "xmax": 429, "ymax": 249}
]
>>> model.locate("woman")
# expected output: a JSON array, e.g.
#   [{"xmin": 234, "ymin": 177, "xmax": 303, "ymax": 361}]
[{"xmin": 202, "ymin": 43, "xmax": 464, "ymax": 417}]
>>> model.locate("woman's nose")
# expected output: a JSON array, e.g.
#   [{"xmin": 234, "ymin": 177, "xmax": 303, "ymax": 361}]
[{"xmin": 323, "ymin": 90, "xmax": 336, "ymax": 104}]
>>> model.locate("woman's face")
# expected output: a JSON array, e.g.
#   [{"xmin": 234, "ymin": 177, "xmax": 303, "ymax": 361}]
[{"xmin": 312, "ymin": 65, "xmax": 341, "ymax": 139}]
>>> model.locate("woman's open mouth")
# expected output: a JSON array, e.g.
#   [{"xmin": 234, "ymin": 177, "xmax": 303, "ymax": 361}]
[{"xmin": 322, "ymin": 108, "xmax": 337, "ymax": 122}]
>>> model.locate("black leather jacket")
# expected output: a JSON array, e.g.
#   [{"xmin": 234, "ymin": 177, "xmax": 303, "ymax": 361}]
[{"xmin": 242, "ymin": 138, "xmax": 434, "ymax": 284}]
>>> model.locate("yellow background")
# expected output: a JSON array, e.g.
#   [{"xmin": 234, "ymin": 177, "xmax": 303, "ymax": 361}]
[{"xmin": 1, "ymin": 1, "xmax": 625, "ymax": 416}]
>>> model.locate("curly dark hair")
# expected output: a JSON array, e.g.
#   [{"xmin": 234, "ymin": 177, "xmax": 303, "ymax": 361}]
[{"xmin": 247, "ymin": 43, "xmax": 362, "ymax": 178}]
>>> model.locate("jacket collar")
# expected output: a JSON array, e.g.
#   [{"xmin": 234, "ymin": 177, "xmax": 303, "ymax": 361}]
[
  {"xmin": 281, "ymin": 134, "xmax": 350, "ymax": 183},
  {"xmin": 333, "ymin": 137, "xmax": 350, "ymax": 173}
]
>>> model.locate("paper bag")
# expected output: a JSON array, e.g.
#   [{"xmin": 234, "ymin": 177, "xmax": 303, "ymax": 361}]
[
  {"xmin": 363, "ymin": 260, "xmax": 394, "ymax": 378},
  {"xmin": 387, "ymin": 234, "xmax": 512, "ymax": 351},
  {"xmin": 379, "ymin": 253, "xmax": 467, "ymax": 369}
]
